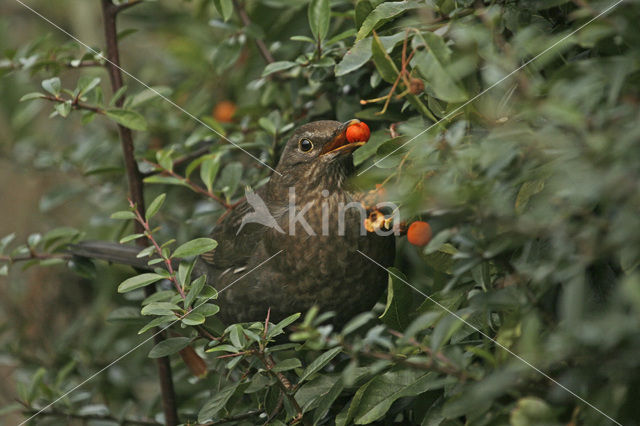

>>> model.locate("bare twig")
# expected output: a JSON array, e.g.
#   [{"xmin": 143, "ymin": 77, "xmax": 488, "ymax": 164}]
[
  {"xmin": 100, "ymin": 1, "xmax": 178, "ymax": 423},
  {"xmin": 41, "ymin": 94, "xmax": 104, "ymax": 114}
]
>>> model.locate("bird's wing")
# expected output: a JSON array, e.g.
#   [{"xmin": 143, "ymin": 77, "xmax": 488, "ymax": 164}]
[{"xmin": 200, "ymin": 186, "xmax": 271, "ymax": 269}]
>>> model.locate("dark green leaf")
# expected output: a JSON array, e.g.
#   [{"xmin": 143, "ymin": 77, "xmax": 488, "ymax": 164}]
[
  {"xmin": 172, "ymin": 238, "xmax": 218, "ymax": 258},
  {"xmin": 300, "ymin": 347, "xmax": 342, "ymax": 382},
  {"xmin": 105, "ymin": 108, "xmax": 148, "ymax": 131},
  {"xmin": 118, "ymin": 273, "xmax": 165, "ymax": 293},
  {"xmin": 148, "ymin": 337, "xmax": 190, "ymax": 358},
  {"xmin": 356, "ymin": 1, "xmax": 421, "ymax": 41},
  {"xmin": 308, "ymin": 0, "xmax": 330, "ymax": 42}
]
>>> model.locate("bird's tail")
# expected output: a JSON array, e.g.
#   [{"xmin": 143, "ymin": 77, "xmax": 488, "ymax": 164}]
[{"xmin": 69, "ymin": 241, "xmax": 154, "ymax": 270}]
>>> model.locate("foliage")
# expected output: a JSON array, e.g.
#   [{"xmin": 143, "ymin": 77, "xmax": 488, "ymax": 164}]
[{"xmin": 1, "ymin": 0, "xmax": 640, "ymax": 425}]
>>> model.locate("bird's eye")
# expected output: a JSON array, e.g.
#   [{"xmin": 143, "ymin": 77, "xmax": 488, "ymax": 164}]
[{"xmin": 298, "ymin": 138, "xmax": 314, "ymax": 152}]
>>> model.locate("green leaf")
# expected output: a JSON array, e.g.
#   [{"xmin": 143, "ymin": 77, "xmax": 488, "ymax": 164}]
[
  {"xmin": 356, "ymin": 1, "xmax": 421, "ymax": 41},
  {"xmin": 172, "ymin": 238, "xmax": 217, "ymax": 258},
  {"xmin": 300, "ymin": 347, "xmax": 342, "ymax": 383},
  {"xmin": 182, "ymin": 312, "xmax": 205, "ymax": 325},
  {"xmin": 148, "ymin": 337, "xmax": 190, "ymax": 358},
  {"xmin": 515, "ymin": 180, "xmax": 545, "ymax": 214},
  {"xmin": 0, "ymin": 233, "xmax": 16, "ymax": 254},
  {"xmin": 327, "ymin": 29, "xmax": 356, "ymax": 46},
  {"xmin": 355, "ymin": 0, "xmax": 374, "ymax": 30},
  {"xmin": 258, "ymin": 117, "xmax": 277, "ymax": 135},
  {"xmin": 308, "ymin": 0, "xmax": 330, "ymax": 42},
  {"xmin": 200, "ymin": 155, "xmax": 220, "ymax": 193},
  {"xmin": 138, "ymin": 315, "xmax": 175, "ymax": 334},
  {"xmin": 371, "ymin": 32, "xmax": 399, "ymax": 84},
  {"xmin": 77, "ymin": 76, "xmax": 101, "ymax": 96},
  {"xmin": 312, "ymin": 377, "xmax": 345, "ymax": 424},
  {"xmin": 105, "ymin": 108, "xmax": 148, "ymax": 131},
  {"xmin": 42, "ymin": 77, "xmax": 61, "ymax": 95},
  {"xmin": 118, "ymin": 273, "xmax": 165, "ymax": 293},
  {"xmin": 144, "ymin": 175, "xmax": 189, "ymax": 187},
  {"xmin": 129, "ymin": 86, "xmax": 172, "ymax": 107},
  {"xmin": 213, "ymin": 0, "xmax": 233, "ymax": 21},
  {"xmin": 352, "ymin": 370, "xmax": 450, "ymax": 424},
  {"xmin": 228, "ymin": 324, "xmax": 246, "ymax": 348},
  {"xmin": 272, "ymin": 358, "xmax": 302, "ymax": 372},
  {"xmin": 379, "ymin": 267, "xmax": 413, "ymax": 330},
  {"xmin": 141, "ymin": 302, "xmax": 181, "ymax": 316},
  {"xmin": 156, "ymin": 149, "xmax": 173, "ymax": 172},
  {"xmin": 266, "ymin": 312, "xmax": 301, "ymax": 339},
  {"xmin": 335, "ymin": 32, "xmax": 404, "ymax": 77},
  {"xmin": 412, "ymin": 33, "xmax": 467, "ymax": 103},
  {"xmin": 185, "ymin": 275, "xmax": 206, "ymax": 308},
  {"xmin": 198, "ymin": 383, "xmax": 240, "ymax": 423},
  {"xmin": 120, "ymin": 233, "xmax": 145, "ymax": 243},
  {"xmin": 146, "ymin": 193, "xmax": 166, "ymax": 221},
  {"xmin": 192, "ymin": 303, "xmax": 219, "ymax": 317},
  {"xmin": 291, "ymin": 35, "xmax": 315, "ymax": 43},
  {"xmin": 55, "ymin": 101, "xmax": 72, "ymax": 118},
  {"xmin": 262, "ymin": 61, "xmax": 297, "ymax": 77},
  {"xmin": 19, "ymin": 92, "xmax": 45, "ymax": 102},
  {"xmin": 218, "ymin": 162, "xmax": 243, "ymax": 200},
  {"xmin": 108, "ymin": 85, "xmax": 128, "ymax": 107}
]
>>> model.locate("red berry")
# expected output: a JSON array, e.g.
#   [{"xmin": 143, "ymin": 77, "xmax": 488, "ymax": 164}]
[
  {"xmin": 213, "ymin": 100, "xmax": 236, "ymax": 123},
  {"xmin": 346, "ymin": 122, "xmax": 371, "ymax": 143},
  {"xmin": 407, "ymin": 221, "xmax": 432, "ymax": 247}
]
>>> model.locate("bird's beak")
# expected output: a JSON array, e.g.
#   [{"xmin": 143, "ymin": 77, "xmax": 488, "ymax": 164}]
[{"xmin": 319, "ymin": 119, "xmax": 365, "ymax": 157}]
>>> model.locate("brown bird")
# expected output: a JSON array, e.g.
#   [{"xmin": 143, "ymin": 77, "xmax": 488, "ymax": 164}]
[{"xmin": 72, "ymin": 120, "xmax": 395, "ymax": 326}]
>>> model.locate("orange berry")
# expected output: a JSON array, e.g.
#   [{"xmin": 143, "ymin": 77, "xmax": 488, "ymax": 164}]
[
  {"xmin": 346, "ymin": 121, "xmax": 371, "ymax": 143},
  {"xmin": 213, "ymin": 100, "xmax": 236, "ymax": 123},
  {"xmin": 407, "ymin": 221, "xmax": 432, "ymax": 247}
]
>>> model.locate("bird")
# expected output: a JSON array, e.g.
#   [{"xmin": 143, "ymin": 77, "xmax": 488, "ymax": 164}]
[{"xmin": 71, "ymin": 120, "xmax": 396, "ymax": 326}]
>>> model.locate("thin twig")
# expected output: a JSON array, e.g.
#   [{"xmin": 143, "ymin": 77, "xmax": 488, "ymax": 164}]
[
  {"xmin": 232, "ymin": 0, "xmax": 275, "ymax": 64},
  {"xmin": 100, "ymin": 1, "xmax": 178, "ymax": 423},
  {"xmin": 41, "ymin": 95, "xmax": 104, "ymax": 114},
  {"xmin": 129, "ymin": 198, "xmax": 186, "ymax": 299}
]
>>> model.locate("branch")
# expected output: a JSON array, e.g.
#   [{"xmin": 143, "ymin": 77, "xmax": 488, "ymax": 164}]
[
  {"xmin": 41, "ymin": 95, "xmax": 104, "ymax": 114},
  {"xmin": 232, "ymin": 0, "xmax": 275, "ymax": 64},
  {"xmin": 100, "ymin": 1, "xmax": 179, "ymax": 424},
  {"xmin": 129, "ymin": 198, "xmax": 186, "ymax": 299}
]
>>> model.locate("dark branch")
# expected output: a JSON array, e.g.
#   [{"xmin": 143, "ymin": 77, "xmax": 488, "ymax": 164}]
[
  {"xmin": 100, "ymin": 1, "xmax": 179, "ymax": 424},
  {"xmin": 232, "ymin": 0, "xmax": 275, "ymax": 64}
]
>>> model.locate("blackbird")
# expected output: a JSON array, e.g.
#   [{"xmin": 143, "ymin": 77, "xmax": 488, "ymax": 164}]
[{"xmin": 72, "ymin": 120, "xmax": 395, "ymax": 326}]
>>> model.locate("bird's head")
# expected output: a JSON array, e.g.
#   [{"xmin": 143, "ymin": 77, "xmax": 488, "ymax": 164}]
[{"xmin": 273, "ymin": 120, "xmax": 365, "ymax": 191}]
